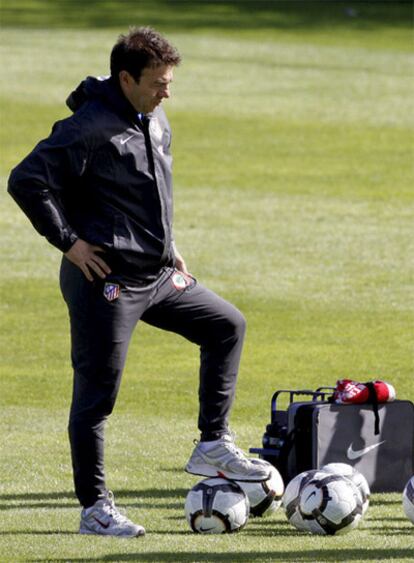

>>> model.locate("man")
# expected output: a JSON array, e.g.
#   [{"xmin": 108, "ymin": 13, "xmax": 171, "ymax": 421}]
[{"xmin": 8, "ymin": 27, "xmax": 270, "ymax": 538}]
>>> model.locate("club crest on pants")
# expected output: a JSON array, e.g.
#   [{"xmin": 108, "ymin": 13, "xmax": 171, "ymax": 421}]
[
  {"xmin": 171, "ymin": 272, "xmax": 192, "ymax": 290},
  {"xmin": 103, "ymin": 283, "xmax": 120, "ymax": 301}
]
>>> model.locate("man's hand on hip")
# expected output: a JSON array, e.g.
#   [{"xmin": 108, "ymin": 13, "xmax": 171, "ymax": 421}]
[
  {"xmin": 172, "ymin": 242, "xmax": 190, "ymax": 276},
  {"xmin": 65, "ymin": 239, "xmax": 111, "ymax": 282}
]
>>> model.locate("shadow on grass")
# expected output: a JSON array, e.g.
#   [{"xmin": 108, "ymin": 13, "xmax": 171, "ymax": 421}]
[
  {"xmin": 0, "ymin": 0, "xmax": 411, "ymax": 31},
  {"xmin": 0, "ymin": 488, "xmax": 189, "ymax": 511},
  {"xmin": 370, "ymin": 497, "xmax": 404, "ymax": 506},
  {"xmin": 28, "ymin": 548, "xmax": 414, "ymax": 562},
  {"xmin": 366, "ymin": 526, "xmax": 413, "ymax": 535},
  {"xmin": 2, "ymin": 530, "xmax": 77, "ymax": 536},
  {"xmin": 374, "ymin": 516, "xmax": 410, "ymax": 522}
]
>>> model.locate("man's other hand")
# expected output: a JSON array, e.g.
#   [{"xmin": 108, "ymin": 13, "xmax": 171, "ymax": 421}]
[
  {"xmin": 65, "ymin": 239, "xmax": 111, "ymax": 282},
  {"xmin": 172, "ymin": 242, "xmax": 190, "ymax": 276}
]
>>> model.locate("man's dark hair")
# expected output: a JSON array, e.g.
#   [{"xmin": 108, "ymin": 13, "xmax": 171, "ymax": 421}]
[{"xmin": 110, "ymin": 26, "xmax": 181, "ymax": 83}]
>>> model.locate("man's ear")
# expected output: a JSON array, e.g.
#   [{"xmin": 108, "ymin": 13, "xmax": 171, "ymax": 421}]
[
  {"xmin": 118, "ymin": 70, "xmax": 131, "ymax": 89},
  {"xmin": 118, "ymin": 70, "xmax": 129, "ymax": 85}
]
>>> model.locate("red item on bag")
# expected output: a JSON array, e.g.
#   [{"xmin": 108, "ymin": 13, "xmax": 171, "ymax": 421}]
[{"xmin": 333, "ymin": 379, "xmax": 396, "ymax": 405}]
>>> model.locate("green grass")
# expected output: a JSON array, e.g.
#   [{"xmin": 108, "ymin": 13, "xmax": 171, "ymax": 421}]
[
  {"xmin": 0, "ymin": 1, "xmax": 412, "ymax": 50},
  {"xmin": 1, "ymin": 1, "xmax": 414, "ymax": 561}
]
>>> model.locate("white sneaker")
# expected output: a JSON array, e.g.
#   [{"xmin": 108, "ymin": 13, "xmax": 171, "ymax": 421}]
[
  {"xmin": 185, "ymin": 434, "xmax": 271, "ymax": 482},
  {"xmin": 79, "ymin": 491, "xmax": 145, "ymax": 537}
]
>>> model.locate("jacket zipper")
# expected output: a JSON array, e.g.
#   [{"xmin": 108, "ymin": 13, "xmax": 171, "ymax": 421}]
[{"xmin": 139, "ymin": 116, "xmax": 171, "ymax": 263}]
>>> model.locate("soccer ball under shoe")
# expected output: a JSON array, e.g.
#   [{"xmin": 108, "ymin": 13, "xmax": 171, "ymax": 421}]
[
  {"xmin": 299, "ymin": 473, "xmax": 363, "ymax": 535},
  {"xmin": 282, "ymin": 470, "xmax": 329, "ymax": 532},
  {"xmin": 322, "ymin": 462, "xmax": 370, "ymax": 516},
  {"xmin": 402, "ymin": 476, "xmax": 414, "ymax": 524},
  {"xmin": 236, "ymin": 461, "xmax": 284, "ymax": 517},
  {"xmin": 184, "ymin": 478, "xmax": 249, "ymax": 533}
]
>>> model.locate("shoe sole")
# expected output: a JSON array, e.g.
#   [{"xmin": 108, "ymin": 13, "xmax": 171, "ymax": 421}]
[{"xmin": 185, "ymin": 463, "xmax": 271, "ymax": 482}]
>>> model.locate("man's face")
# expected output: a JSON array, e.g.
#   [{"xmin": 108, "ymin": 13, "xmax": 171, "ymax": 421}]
[{"xmin": 120, "ymin": 64, "xmax": 174, "ymax": 114}]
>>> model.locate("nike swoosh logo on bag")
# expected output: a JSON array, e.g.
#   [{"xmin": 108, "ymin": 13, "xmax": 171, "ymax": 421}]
[
  {"xmin": 120, "ymin": 134, "xmax": 135, "ymax": 145},
  {"xmin": 346, "ymin": 440, "xmax": 386, "ymax": 460}
]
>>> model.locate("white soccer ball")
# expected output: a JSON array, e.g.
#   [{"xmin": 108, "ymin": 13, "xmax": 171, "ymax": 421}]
[
  {"xmin": 236, "ymin": 461, "xmax": 284, "ymax": 517},
  {"xmin": 184, "ymin": 478, "xmax": 249, "ymax": 533},
  {"xmin": 282, "ymin": 470, "xmax": 330, "ymax": 532},
  {"xmin": 299, "ymin": 473, "xmax": 363, "ymax": 535},
  {"xmin": 402, "ymin": 475, "xmax": 414, "ymax": 524},
  {"xmin": 322, "ymin": 462, "xmax": 370, "ymax": 516}
]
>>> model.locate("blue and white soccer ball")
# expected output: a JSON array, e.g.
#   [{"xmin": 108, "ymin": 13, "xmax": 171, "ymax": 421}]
[
  {"xmin": 402, "ymin": 476, "xmax": 414, "ymax": 524},
  {"xmin": 184, "ymin": 478, "xmax": 249, "ymax": 533},
  {"xmin": 282, "ymin": 470, "xmax": 329, "ymax": 532},
  {"xmin": 283, "ymin": 470, "xmax": 363, "ymax": 535},
  {"xmin": 236, "ymin": 461, "xmax": 284, "ymax": 517},
  {"xmin": 299, "ymin": 473, "xmax": 363, "ymax": 535},
  {"xmin": 322, "ymin": 462, "xmax": 370, "ymax": 517}
]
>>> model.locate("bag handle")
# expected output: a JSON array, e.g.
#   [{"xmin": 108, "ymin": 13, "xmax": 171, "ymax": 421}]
[
  {"xmin": 270, "ymin": 389, "xmax": 332, "ymax": 421},
  {"xmin": 315, "ymin": 386, "xmax": 336, "ymax": 395},
  {"xmin": 365, "ymin": 381, "xmax": 381, "ymax": 435}
]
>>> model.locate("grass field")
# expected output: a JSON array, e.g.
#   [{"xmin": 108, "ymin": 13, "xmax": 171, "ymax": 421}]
[{"xmin": 0, "ymin": 1, "xmax": 413, "ymax": 561}]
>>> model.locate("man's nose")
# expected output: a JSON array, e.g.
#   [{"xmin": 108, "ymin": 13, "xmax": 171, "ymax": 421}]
[{"xmin": 161, "ymin": 85, "xmax": 170, "ymax": 98}]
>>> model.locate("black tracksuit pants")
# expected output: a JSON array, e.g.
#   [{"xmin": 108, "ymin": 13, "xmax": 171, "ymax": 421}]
[{"xmin": 59, "ymin": 257, "xmax": 246, "ymax": 508}]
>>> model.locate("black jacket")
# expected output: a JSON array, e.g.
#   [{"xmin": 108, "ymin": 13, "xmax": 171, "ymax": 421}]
[{"xmin": 8, "ymin": 76, "xmax": 175, "ymax": 280}]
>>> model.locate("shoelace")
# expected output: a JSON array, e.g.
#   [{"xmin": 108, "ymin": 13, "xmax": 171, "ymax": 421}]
[
  {"xmin": 224, "ymin": 440, "xmax": 246, "ymax": 459},
  {"xmin": 102, "ymin": 494, "xmax": 132, "ymax": 525},
  {"xmin": 194, "ymin": 432, "xmax": 247, "ymax": 460},
  {"xmin": 223, "ymin": 430, "xmax": 248, "ymax": 459}
]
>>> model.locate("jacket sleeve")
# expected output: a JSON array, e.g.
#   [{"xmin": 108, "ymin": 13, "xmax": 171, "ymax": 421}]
[{"xmin": 7, "ymin": 117, "xmax": 90, "ymax": 253}]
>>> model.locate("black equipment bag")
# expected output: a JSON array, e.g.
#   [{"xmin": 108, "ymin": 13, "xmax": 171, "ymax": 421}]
[{"xmin": 250, "ymin": 388, "xmax": 414, "ymax": 492}]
